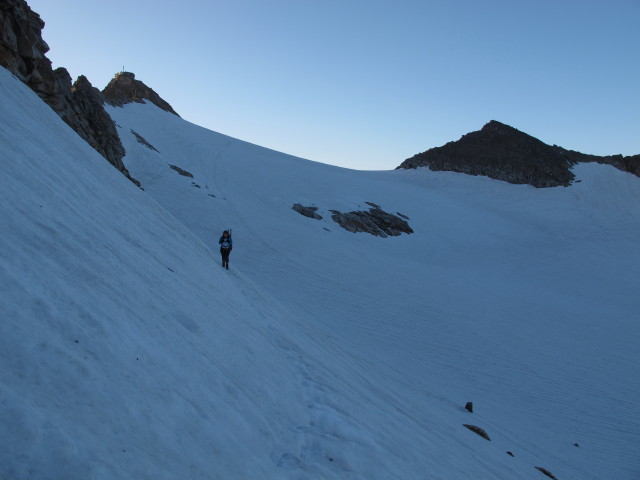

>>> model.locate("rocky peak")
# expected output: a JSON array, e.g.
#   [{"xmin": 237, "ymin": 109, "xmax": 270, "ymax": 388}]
[
  {"xmin": 397, "ymin": 121, "xmax": 639, "ymax": 187},
  {"xmin": 0, "ymin": 0, "xmax": 137, "ymax": 185},
  {"xmin": 103, "ymin": 72, "xmax": 179, "ymax": 117}
]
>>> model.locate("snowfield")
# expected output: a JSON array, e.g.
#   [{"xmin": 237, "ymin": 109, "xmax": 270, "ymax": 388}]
[{"xmin": 2, "ymin": 65, "xmax": 639, "ymax": 479}]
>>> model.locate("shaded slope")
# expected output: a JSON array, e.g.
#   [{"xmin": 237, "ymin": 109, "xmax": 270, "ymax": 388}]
[
  {"xmin": 1, "ymin": 66, "xmax": 544, "ymax": 480},
  {"xmin": 109, "ymin": 100, "xmax": 640, "ymax": 480}
]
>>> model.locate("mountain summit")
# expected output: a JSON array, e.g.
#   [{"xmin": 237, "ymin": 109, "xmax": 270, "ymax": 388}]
[
  {"xmin": 397, "ymin": 120, "xmax": 639, "ymax": 187},
  {"xmin": 103, "ymin": 72, "xmax": 179, "ymax": 117}
]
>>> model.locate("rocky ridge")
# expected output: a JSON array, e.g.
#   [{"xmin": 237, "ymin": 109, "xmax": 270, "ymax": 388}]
[
  {"xmin": 103, "ymin": 72, "xmax": 179, "ymax": 117},
  {"xmin": 397, "ymin": 120, "xmax": 640, "ymax": 188},
  {"xmin": 0, "ymin": 0, "xmax": 138, "ymax": 185}
]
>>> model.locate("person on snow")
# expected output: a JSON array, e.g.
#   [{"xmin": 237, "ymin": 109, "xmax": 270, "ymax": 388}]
[{"xmin": 219, "ymin": 230, "xmax": 232, "ymax": 270}]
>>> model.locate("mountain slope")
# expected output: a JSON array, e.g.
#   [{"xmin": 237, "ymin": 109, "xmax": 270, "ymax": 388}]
[
  {"xmin": 106, "ymin": 99, "xmax": 640, "ymax": 479},
  {"xmin": 2, "ymin": 61, "xmax": 640, "ymax": 479},
  {"xmin": 397, "ymin": 120, "xmax": 640, "ymax": 187},
  {"xmin": 0, "ymin": 66, "xmax": 560, "ymax": 480}
]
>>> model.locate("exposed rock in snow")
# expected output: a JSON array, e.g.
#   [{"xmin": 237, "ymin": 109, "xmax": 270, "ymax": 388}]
[
  {"xmin": 463, "ymin": 424, "xmax": 491, "ymax": 441},
  {"xmin": 169, "ymin": 164, "xmax": 194, "ymax": 178},
  {"xmin": 535, "ymin": 466, "xmax": 558, "ymax": 479},
  {"xmin": 330, "ymin": 203, "xmax": 413, "ymax": 237},
  {"xmin": 130, "ymin": 129, "xmax": 159, "ymax": 152},
  {"xmin": 292, "ymin": 204, "xmax": 322, "ymax": 220}
]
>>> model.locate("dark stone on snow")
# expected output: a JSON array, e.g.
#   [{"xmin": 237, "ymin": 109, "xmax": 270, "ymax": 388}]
[
  {"xmin": 506, "ymin": 451, "xmax": 514, "ymax": 457},
  {"xmin": 130, "ymin": 129, "xmax": 159, "ymax": 152},
  {"xmin": 169, "ymin": 164, "xmax": 194, "ymax": 178},
  {"xmin": 330, "ymin": 205, "xmax": 413, "ymax": 238},
  {"xmin": 535, "ymin": 466, "xmax": 558, "ymax": 479},
  {"xmin": 396, "ymin": 212, "xmax": 410, "ymax": 220},
  {"xmin": 462, "ymin": 424, "xmax": 490, "ymax": 441},
  {"xmin": 397, "ymin": 120, "xmax": 639, "ymax": 187},
  {"xmin": 292, "ymin": 204, "xmax": 323, "ymax": 220},
  {"xmin": 465, "ymin": 402, "xmax": 473, "ymax": 413}
]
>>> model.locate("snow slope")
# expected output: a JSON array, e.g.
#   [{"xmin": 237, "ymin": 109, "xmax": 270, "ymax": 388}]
[
  {"xmin": 108, "ymin": 99, "xmax": 640, "ymax": 479},
  {"xmin": 1, "ymin": 62, "xmax": 639, "ymax": 480}
]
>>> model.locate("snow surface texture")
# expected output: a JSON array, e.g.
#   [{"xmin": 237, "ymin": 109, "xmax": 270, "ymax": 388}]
[{"xmin": 2, "ymin": 65, "xmax": 639, "ymax": 479}]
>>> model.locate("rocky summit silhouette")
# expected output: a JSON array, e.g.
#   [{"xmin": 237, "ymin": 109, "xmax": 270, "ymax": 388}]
[
  {"xmin": 103, "ymin": 72, "xmax": 179, "ymax": 117},
  {"xmin": 0, "ymin": 0, "xmax": 138, "ymax": 185},
  {"xmin": 397, "ymin": 120, "xmax": 639, "ymax": 188}
]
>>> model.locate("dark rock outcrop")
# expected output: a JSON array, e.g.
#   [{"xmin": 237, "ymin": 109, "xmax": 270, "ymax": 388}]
[
  {"xmin": 535, "ymin": 466, "xmax": 558, "ymax": 479},
  {"xmin": 330, "ymin": 202, "xmax": 413, "ymax": 238},
  {"xmin": 0, "ymin": 0, "xmax": 50, "ymax": 94},
  {"xmin": 169, "ymin": 164, "xmax": 193, "ymax": 178},
  {"xmin": 292, "ymin": 204, "xmax": 323, "ymax": 220},
  {"xmin": 131, "ymin": 129, "xmax": 159, "ymax": 152},
  {"xmin": 103, "ymin": 72, "xmax": 179, "ymax": 117},
  {"xmin": 0, "ymin": 0, "xmax": 138, "ymax": 185},
  {"xmin": 397, "ymin": 120, "xmax": 639, "ymax": 188},
  {"xmin": 462, "ymin": 424, "xmax": 491, "ymax": 441}
]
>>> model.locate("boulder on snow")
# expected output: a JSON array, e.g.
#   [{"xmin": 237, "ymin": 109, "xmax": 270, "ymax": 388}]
[
  {"xmin": 464, "ymin": 402, "xmax": 473, "ymax": 413},
  {"xmin": 292, "ymin": 204, "xmax": 323, "ymax": 220},
  {"xmin": 462, "ymin": 424, "xmax": 490, "ymax": 441}
]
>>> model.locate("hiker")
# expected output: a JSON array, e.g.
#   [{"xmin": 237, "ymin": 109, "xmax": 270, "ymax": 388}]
[{"xmin": 219, "ymin": 230, "xmax": 232, "ymax": 270}]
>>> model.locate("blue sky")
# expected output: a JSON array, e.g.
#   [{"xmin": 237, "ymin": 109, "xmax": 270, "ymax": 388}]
[{"xmin": 27, "ymin": 0, "xmax": 639, "ymax": 170}]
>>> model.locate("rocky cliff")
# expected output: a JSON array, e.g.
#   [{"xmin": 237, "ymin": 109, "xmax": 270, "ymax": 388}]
[
  {"xmin": 0, "ymin": 0, "xmax": 138, "ymax": 185},
  {"xmin": 397, "ymin": 120, "xmax": 639, "ymax": 188},
  {"xmin": 103, "ymin": 72, "xmax": 179, "ymax": 117}
]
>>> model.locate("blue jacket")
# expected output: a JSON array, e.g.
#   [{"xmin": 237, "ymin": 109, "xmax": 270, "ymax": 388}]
[{"xmin": 219, "ymin": 235, "xmax": 232, "ymax": 249}]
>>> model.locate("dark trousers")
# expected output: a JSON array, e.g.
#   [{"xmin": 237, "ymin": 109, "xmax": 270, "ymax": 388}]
[{"xmin": 220, "ymin": 247, "xmax": 231, "ymax": 268}]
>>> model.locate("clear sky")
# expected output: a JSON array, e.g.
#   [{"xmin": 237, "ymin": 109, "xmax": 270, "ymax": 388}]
[{"xmin": 27, "ymin": 0, "xmax": 640, "ymax": 170}]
